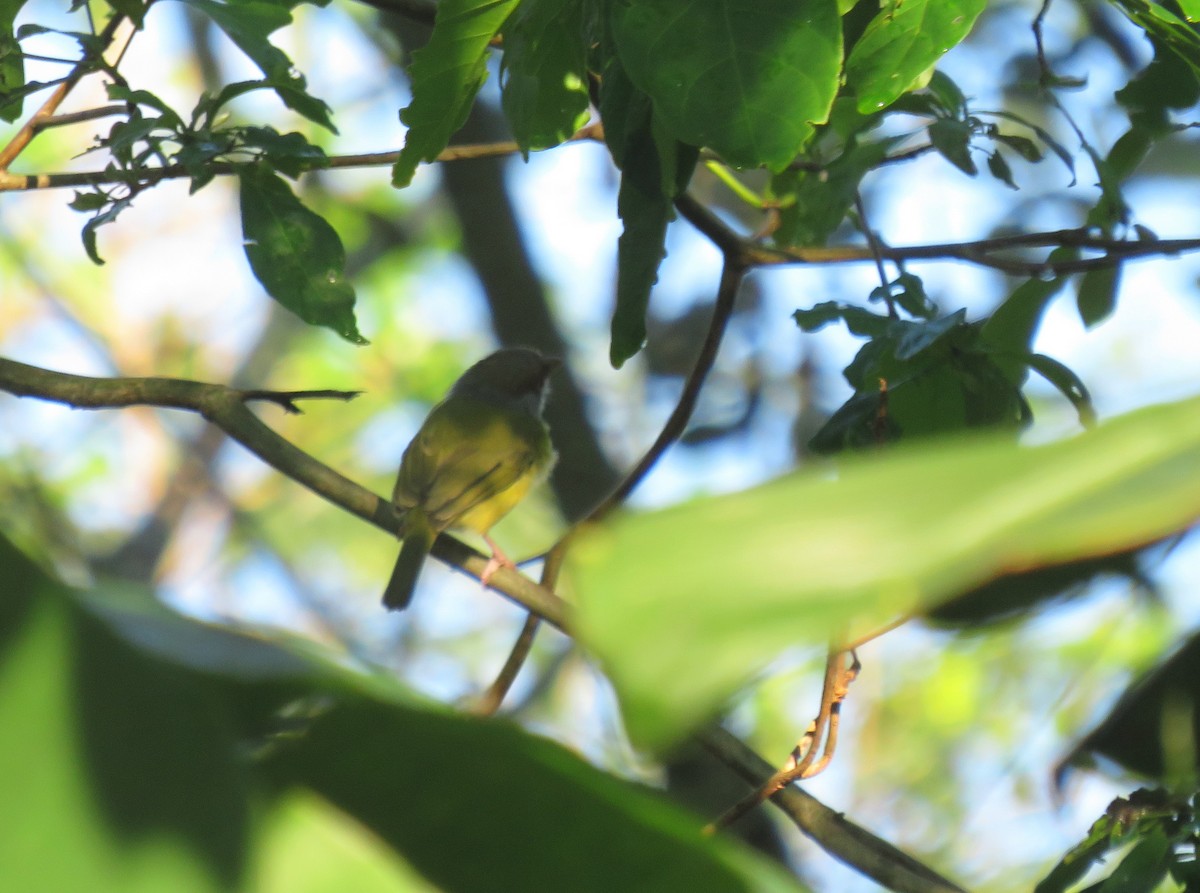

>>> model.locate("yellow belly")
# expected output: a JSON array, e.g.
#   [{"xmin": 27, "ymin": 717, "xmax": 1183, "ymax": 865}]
[{"xmin": 455, "ymin": 471, "xmax": 537, "ymax": 535}]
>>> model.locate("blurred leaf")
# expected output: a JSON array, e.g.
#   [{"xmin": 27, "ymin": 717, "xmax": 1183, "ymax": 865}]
[
  {"xmin": 844, "ymin": 0, "xmax": 985, "ymax": 113},
  {"xmin": 793, "ymin": 301, "xmax": 889, "ymax": 336},
  {"xmin": 928, "ymin": 117, "xmax": 976, "ymax": 175},
  {"xmin": 181, "ymin": 0, "xmax": 334, "ymax": 129},
  {"xmin": 609, "ymin": 0, "xmax": 841, "ymax": 170},
  {"xmin": 979, "ymin": 249, "xmax": 1077, "ymax": 370},
  {"xmin": 926, "ymin": 548, "xmax": 1140, "ymax": 625},
  {"xmin": 392, "ymin": 0, "xmax": 518, "ymax": 187},
  {"xmin": 1034, "ymin": 790, "xmax": 1183, "ymax": 893},
  {"xmin": 574, "ymin": 395, "xmax": 1200, "ymax": 750},
  {"xmin": 1077, "ymin": 264, "xmax": 1122, "ymax": 329},
  {"xmin": 106, "ymin": 0, "xmax": 148, "ymax": 27},
  {"xmin": 1097, "ymin": 828, "xmax": 1170, "ymax": 892},
  {"xmin": 0, "ymin": 0, "xmax": 26, "ymax": 123},
  {"xmin": 806, "ymin": 310, "xmax": 1028, "ymax": 453},
  {"xmin": 987, "ymin": 150, "xmax": 1017, "ymax": 189},
  {"xmin": 1026, "ymin": 352, "xmax": 1096, "ymax": 426},
  {"xmin": 0, "ymin": 538, "xmax": 275, "ymax": 892},
  {"xmin": 253, "ymin": 792, "xmax": 440, "ymax": 893},
  {"xmin": 500, "ymin": 0, "xmax": 590, "ymax": 154},
  {"xmin": 239, "ymin": 163, "xmax": 365, "ymax": 343},
  {"xmin": 1065, "ymin": 631, "xmax": 1200, "ymax": 780},
  {"xmin": 265, "ymin": 702, "xmax": 806, "ymax": 893},
  {"xmin": 995, "ymin": 133, "xmax": 1042, "ymax": 162},
  {"xmin": 79, "ymin": 194, "xmax": 134, "ymax": 265}
]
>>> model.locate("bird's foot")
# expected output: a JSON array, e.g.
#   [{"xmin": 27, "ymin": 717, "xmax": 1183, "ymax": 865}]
[{"xmin": 480, "ymin": 535, "xmax": 517, "ymax": 588}]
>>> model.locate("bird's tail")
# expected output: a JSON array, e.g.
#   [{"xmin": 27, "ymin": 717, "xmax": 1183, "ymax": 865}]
[{"xmin": 382, "ymin": 509, "xmax": 436, "ymax": 611}]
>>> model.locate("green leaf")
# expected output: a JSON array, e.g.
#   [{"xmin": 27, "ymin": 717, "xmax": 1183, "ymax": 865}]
[
  {"xmin": 0, "ymin": 0, "xmax": 26, "ymax": 123},
  {"xmin": 609, "ymin": 121, "xmax": 698, "ymax": 367},
  {"xmin": 106, "ymin": 0, "xmax": 148, "ymax": 28},
  {"xmin": 928, "ymin": 117, "xmax": 977, "ymax": 175},
  {"xmin": 1097, "ymin": 828, "xmax": 1171, "ymax": 892},
  {"xmin": 574, "ymin": 394, "xmax": 1200, "ymax": 750},
  {"xmin": 893, "ymin": 309, "xmax": 965, "ymax": 360},
  {"xmin": 180, "ymin": 0, "xmax": 334, "ymax": 130},
  {"xmin": 79, "ymin": 194, "xmax": 134, "ymax": 265},
  {"xmin": 0, "ymin": 540, "xmax": 267, "ymax": 893},
  {"xmin": 1026, "ymin": 352, "xmax": 1096, "ymax": 427},
  {"xmin": 499, "ymin": 0, "xmax": 590, "ymax": 155},
  {"xmin": 69, "ymin": 191, "xmax": 109, "ymax": 212},
  {"xmin": 987, "ymin": 150, "xmax": 1017, "ymax": 189},
  {"xmin": 1, "ymin": 534, "xmax": 804, "ymax": 893},
  {"xmin": 845, "ymin": 0, "xmax": 985, "ymax": 113},
  {"xmin": 995, "ymin": 133, "xmax": 1042, "ymax": 162},
  {"xmin": 265, "ymin": 702, "xmax": 806, "ymax": 893},
  {"xmin": 603, "ymin": 58, "xmax": 698, "ymax": 367},
  {"xmin": 392, "ymin": 0, "xmax": 519, "ymax": 187},
  {"xmin": 238, "ymin": 125, "xmax": 328, "ymax": 178},
  {"xmin": 792, "ymin": 301, "xmax": 889, "ymax": 336},
  {"xmin": 979, "ymin": 248, "xmax": 1078, "ymax": 370},
  {"xmin": 1077, "ymin": 264, "xmax": 1122, "ymax": 329},
  {"xmin": 239, "ymin": 163, "xmax": 365, "ymax": 343},
  {"xmin": 609, "ymin": 0, "xmax": 842, "ymax": 170},
  {"xmin": 771, "ymin": 138, "xmax": 895, "ymax": 247}
]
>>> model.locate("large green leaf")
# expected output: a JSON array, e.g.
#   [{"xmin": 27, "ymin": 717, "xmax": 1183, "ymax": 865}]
[
  {"xmin": 845, "ymin": 0, "xmax": 986, "ymax": 114},
  {"xmin": 265, "ymin": 703, "xmax": 806, "ymax": 893},
  {"xmin": 573, "ymin": 395, "xmax": 1200, "ymax": 750},
  {"xmin": 392, "ymin": 0, "xmax": 520, "ymax": 187},
  {"xmin": 0, "ymin": 540, "xmax": 294, "ymax": 893},
  {"xmin": 499, "ymin": 0, "xmax": 591, "ymax": 154},
  {"xmin": 609, "ymin": 0, "xmax": 841, "ymax": 170},
  {"xmin": 0, "ymin": 535, "xmax": 805, "ymax": 893},
  {"xmin": 239, "ymin": 163, "xmax": 364, "ymax": 343}
]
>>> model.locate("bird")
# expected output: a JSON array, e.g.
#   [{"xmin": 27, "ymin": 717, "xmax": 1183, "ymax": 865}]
[{"xmin": 382, "ymin": 347, "xmax": 559, "ymax": 611}]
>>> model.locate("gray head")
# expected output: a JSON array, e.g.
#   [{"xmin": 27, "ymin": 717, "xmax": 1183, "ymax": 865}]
[{"xmin": 450, "ymin": 347, "xmax": 559, "ymax": 414}]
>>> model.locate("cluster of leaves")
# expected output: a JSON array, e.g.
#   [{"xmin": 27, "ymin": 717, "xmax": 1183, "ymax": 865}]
[
  {"xmin": 4, "ymin": 0, "xmax": 363, "ymax": 341},
  {"xmin": 390, "ymin": 0, "xmax": 993, "ymax": 365},
  {"xmin": 792, "ymin": 266, "xmax": 1094, "ymax": 453},
  {"xmin": 1037, "ymin": 789, "xmax": 1200, "ymax": 893}
]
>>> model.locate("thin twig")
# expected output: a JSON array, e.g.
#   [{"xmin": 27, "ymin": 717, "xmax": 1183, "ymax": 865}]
[
  {"xmin": 0, "ymin": 124, "xmax": 606, "ymax": 192},
  {"xmin": 706, "ymin": 649, "xmax": 858, "ymax": 833},
  {"xmin": 855, "ymin": 191, "xmax": 896, "ymax": 317},
  {"xmin": 238, "ymin": 387, "xmax": 361, "ymax": 414}
]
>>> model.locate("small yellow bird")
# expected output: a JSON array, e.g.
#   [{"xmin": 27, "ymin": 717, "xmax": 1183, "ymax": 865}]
[{"xmin": 382, "ymin": 348, "xmax": 559, "ymax": 611}]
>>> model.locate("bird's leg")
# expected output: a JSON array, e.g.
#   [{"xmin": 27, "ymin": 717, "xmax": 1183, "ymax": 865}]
[{"xmin": 480, "ymin": 535, "xmax": 517, "ymax": 587}]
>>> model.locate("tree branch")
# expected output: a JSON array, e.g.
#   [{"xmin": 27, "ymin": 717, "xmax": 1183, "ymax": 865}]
[
  {"xmin": 699, "ymin": 726, "xmax": 968, "ymax": 893},
  {"xmin": 0, "ymin": 356, "xmax": 567, "ymax": 624},
  {"xmin": 0, "ymin": 125, "xmax": 606, "ymax": 193}
]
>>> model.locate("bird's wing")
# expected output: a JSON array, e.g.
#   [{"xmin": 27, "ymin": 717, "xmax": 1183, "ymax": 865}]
[{"xmin": 393, "ymin": 397, "xmax": 546, "ymax": 529}]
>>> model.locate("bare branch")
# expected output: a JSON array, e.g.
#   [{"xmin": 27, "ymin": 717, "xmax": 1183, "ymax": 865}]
[{"xmin": 0, "ymin": 356, "xmax": 568, "ymax": 624}]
